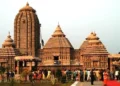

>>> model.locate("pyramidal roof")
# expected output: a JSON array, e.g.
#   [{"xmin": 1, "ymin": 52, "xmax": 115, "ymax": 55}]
[
  {"xmin": 0, "ymin": 32, "xmax": 21, "ymax": 57},
  {"xmin": 2, "ymin": 32, "xmax": 15, "ymax": 48},
  {"xmin": 80, "ymin": 32, "xmax": 109, "ymax": 55},
  {"xmin": 43, "ymin": 24, "xmax": 73, "ymax": 48},
  {"xmin": 52, "ymin": 24, "xmax": 65, "ymax": 37}
]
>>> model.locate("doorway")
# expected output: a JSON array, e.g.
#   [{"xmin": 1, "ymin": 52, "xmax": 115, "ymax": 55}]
[
  {"xmin": 54, "ymin": 56, "xmax": 59, "ymax": 64},
  {"xmin": 54, "ymin": 56, "xmax": 59, "ymax": 60}
]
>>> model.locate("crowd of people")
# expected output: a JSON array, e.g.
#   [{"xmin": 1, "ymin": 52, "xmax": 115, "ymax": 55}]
[
  {"xmin": 0, "ymin": 71, "xmax": 15, "ymax": 82},
  {"xmin": 26, "ymin": 68, "xmax": 120, "ymax": 85},
  {"xmin": 0, "ymin": 68, "xmax": 120, "ymax": 86}
]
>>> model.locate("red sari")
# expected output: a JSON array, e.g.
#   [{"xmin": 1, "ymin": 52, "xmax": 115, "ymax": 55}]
[{"xmin": 103, "ymin": 72, "xmax": 108, "ymax": 86}]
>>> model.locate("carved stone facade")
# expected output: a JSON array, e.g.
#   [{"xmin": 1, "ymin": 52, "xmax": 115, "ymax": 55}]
[
  {"xmin": 0, "ymin": 33, "xmax": 20, "ymax": 71},
  {"xmin": 14, "ymin": 3, "xmax": 40, "ymax": 56},
  {"xmin": 41, "ymin": 25, "xmax": 74, "ymax": 66},
  {"xmin": 108, "ymin": 54, "xmax": 120, "ymax": 71},
  {"xmin": 0, "ymin": 3, "xmax": 117, "ymax": 71},
  {"xmin": 80, "ymin": 32, "xmax": 109, "ymax": 69}
]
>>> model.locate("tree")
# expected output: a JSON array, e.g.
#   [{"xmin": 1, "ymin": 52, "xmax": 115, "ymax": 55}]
[{"xmin": 0, "ymin": 66, "xmax": 6, "ymax": 82}]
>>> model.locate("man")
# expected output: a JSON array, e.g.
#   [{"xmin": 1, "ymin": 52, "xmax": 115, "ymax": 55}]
[
  {"xmin": 6, "ymin": 71, "xmax": 10, "ymax": 82},
  {"xmin": 90, "ymin": 69, "xmax": 95, "ymax": 85}
]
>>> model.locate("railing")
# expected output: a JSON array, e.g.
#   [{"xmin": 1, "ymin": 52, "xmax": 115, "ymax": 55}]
[{"xmin": 54, "ymin": 60, "xmax": 61, "ymax": 65}]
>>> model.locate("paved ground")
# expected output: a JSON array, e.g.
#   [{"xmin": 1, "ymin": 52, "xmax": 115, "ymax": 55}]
[{"xmin": 72, "ymin": 81, "xmax": 103, "ymax": 86}]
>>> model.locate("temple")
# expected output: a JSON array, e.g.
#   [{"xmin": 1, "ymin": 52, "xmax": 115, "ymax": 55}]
[
  {"xmin": 80, "ymin": 32, "xmax": 109, "ymax": 69},
  {"xmin": 14, "ymin": 2, "xmax": 40, "ymax": 57},
  {"xmin": 0, "ymin": 3, "xmax": 119, "ymax": 73}
]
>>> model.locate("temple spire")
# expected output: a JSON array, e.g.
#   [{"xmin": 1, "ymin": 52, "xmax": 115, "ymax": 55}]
[
  {"xmin": 8, "ymin": 31, "xmax": 10, "ymax": 35},
  {"xmin": 52, "ymin": 24, "xmax": 65, "ymax": 37},
  {"xmin": 8, "ymin": 31, "xmax": 11, "ymax": 38},
  {"xmin": 26, "ymin": 2, "xmax": 29, "ymax": 6},
  {"xmin": 58, "ymin": 22, "xmax": 59, "ymax": 26}
]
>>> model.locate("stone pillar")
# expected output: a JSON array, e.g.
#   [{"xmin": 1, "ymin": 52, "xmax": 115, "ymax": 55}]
[
  {"xmin": 17, "ymin": 61, "xmax": 19, "ymax": 74},
  {"xmin": 110, "ymin": 58, "xmax": 113, "ymax": 71},
  {"xmin": 30, "ymin": 61, "xmax": 32, "ymax": 71},
  {"xmin": 98, "ymin": 61, "xmax": 100, "ymax": 68}
]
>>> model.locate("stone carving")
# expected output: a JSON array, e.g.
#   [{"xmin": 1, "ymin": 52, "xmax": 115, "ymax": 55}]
[
  {"xmin": 14, "ymin": 3, "xmax": 40, "ymax": 56},
  {"xmin": 91, "ymin": 57, "xmax": 99, "ymax": 61}
]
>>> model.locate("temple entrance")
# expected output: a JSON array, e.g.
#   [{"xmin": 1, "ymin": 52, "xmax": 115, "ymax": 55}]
[
  {"xmin": 54, "ymin": 56, "xmax": 59, "ymax": 60},
  {"xmin": 14, "ymin": 56, "xmax": 41, "ymax": 74},
  {"xmin": 54, "ymin": 56, "xmax": 59, "ymax": 65}
]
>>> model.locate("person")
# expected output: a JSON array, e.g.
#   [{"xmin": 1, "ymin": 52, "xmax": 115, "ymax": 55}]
[
  {"xmin": 103, "ymin": 70, "xmax": 108, "ymax": 86},
  {"xmin": 115, "ymin": 69, "xmax": 119, "ymax": 80},
  {"xmin": 90, "ymin": 69, "xmax": 95, "ymax": 85},
  {"xmin": 80, "ymin": 70, "xmax": 84, "ymax": 82},
  {"xmin": 44, "ymin": 69, "xmax": 48, "ymax": 79},
  {"xmin": 29, "ymin": 72, "xmax": 33, "ymax": 82},
  {"xmin": 47, "ymin": 69, "xmax": 51, "ymax": 79},
  {"xmin": 87, "ymin": 70, "xmax": 90, "ymax": 81},
  {"xmin": 73, "ymin": 70, "xmax": 77, "ymax": 81},
  {"xmin": 11, "ymin": 71, "xmax": 14, "ymax": 77},
  {"xmin": 84, "ymin": 69, "xmax": 88, "ymax": 81},
  {"xmin": 6, "ymin": 71, "xmax": 10, "ymax": 82}
]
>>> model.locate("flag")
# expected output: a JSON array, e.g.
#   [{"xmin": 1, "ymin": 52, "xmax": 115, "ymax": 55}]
[{"xmin": 41, "ymin": 39, "xmax": 44, "ymax": 46}]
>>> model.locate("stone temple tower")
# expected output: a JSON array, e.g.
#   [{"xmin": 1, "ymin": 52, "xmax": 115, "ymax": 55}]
[{"xmin": 14, "ymin": 3, "xmax": 41, "ymax": 56}]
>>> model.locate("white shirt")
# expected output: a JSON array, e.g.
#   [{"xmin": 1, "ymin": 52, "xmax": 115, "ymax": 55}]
[{"xmin": 115, "ymin": 71, "xmax": 119, "ymax": 76}]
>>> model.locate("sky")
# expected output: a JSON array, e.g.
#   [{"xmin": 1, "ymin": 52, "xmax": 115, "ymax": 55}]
[{"xmin": 0, "ymin": 0, "xmax": 120, "ymax": 53}]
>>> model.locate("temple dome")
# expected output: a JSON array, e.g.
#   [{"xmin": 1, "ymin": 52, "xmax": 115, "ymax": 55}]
[
  {"xmin": 80, "ymin": 32, "xmax": 108, "ymax": 55},
  {"xmin": 52, "ymin": 25, "xmax": 65, "ymax": 37},
  {"xmin": 43, "ymin": 24, "xmax": 73, "ymax": 48},
  {"xmin": 86, "ymin": 32, "xmax": 99, "ymax": 40},
  {"xmin": 2, "ymin": 32, "xmax": 15, "ymax": 48},
  {"xmin": 14, "ymin": 3, "xmax": 40, "ymax": 56},
  {"xmin": 19, "ymin": 2, "xmax": 36, "ymax": 12}
]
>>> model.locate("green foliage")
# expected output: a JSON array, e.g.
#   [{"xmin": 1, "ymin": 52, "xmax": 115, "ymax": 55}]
[
  {"xmin": 0, "ymin": 66, "xmax": 6, "ymax": 74},
  {"xmin": 55, "ymin": 69, "xmax": 62, "ymax": 81},
  {"xmin": 32, "ymin": 66, "xmax": 37, "ymax": 71},
  {"xmin": 9, "ymin": 78, "xmax": 15, "ymax": 86}
]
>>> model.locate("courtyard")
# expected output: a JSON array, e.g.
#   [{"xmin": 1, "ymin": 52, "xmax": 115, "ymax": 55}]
[
  {"xmin": 0, "ymin": 79, "xmax": 73, "ymax": 86},
  {"xmin": 71, "ymin": 81, "xmax": 103, "ymax": 86},
  {"xmin": 0, "ymin": 80, "xmax": 103, "ymax": 86}
]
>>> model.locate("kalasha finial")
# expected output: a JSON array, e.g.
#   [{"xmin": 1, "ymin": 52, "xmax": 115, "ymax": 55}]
[
  {"xmin": 8, "ymin": 31, "xmax": 11, "ymax": 38},
  {"xmin": 58, "ymin": 22, "xmax": 60, "ymax": 27},
  {"xmin": 93, "ymin": 31, "xmax": 96, "ymax": 36},
  {"xmin": 91, "ymin": 32, "xmax": 93, "ymax": 34},
  {"xmin": 26, "ymin": 2, "xmax": 29, "ymax": 6},
  {"xmin": 8, "ymin": 31, "xmax": 10, "ymax": 35}
]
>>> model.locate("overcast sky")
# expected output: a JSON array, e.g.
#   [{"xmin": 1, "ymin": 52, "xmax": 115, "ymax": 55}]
[{"xmin": 0, "ymin": 0, "xmax": 120, "ymax": 53}]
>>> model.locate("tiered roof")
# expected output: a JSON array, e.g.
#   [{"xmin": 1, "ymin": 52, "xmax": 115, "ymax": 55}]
[
  {"xmin": 0, "ymin": 48, "xmax": 20, "ymax": 58},
  {"xmin": 0, "ymin": 33, "xmax": 20, "ymax": 58},
  {"xmin": 43, "ymin": 24, "xmax": 73, "ymax": 48},
  {"xmin": 2, "ymin": 32, "xmax": 15, "ymax": 48},
  {"xmin": 80, "ymin": 32, "xmax": 108, "ymax": 55}
]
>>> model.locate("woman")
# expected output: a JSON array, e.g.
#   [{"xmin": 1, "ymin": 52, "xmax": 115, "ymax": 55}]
[{"xmin": 103, "ymin": 70, "xmax": 108, "ymax": 86}]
